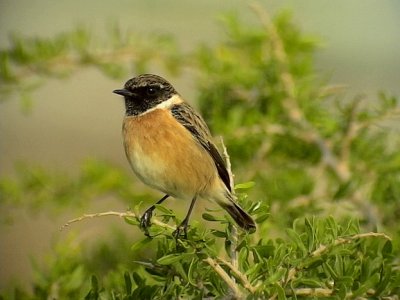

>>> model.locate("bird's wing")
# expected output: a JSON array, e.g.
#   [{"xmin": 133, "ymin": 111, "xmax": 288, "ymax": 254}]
[{"xmin": 171, "ymin": 103, "xmax": 232, "ymax": 192}]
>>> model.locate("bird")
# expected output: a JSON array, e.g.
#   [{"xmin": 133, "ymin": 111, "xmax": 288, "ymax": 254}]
[{"xmin": 113, "ymin": 74, "xmax": 256, "ymax": 238}]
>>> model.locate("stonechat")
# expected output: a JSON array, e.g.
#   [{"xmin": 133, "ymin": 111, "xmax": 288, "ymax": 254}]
[{"xmin": 113, "ymin": 74, "xmax": 256, "ymax": 237}]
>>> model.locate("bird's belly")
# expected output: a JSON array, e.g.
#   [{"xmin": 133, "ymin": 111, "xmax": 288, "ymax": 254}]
[
  {"xmin": 123, "ymin": 110, "xmax": 217, "ymax": 200},
  {"xmin": 127, "ymin": 146, "xmax": 165, "ymax": 188}
]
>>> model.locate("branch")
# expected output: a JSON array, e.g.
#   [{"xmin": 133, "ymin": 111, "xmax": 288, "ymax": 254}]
[
  {"xmin": 286, "ymin": 287, "xmax": 333, "ymax": 297},
  {"xmin": 218, "ymin": 257, "xmax": 256, "ymax": 294},
  {"xmin": 250, "ymin": 3, "xmax": 351, "ymax": 182},
  {"xmin": 339, "ymin": 97, "xmax": 363, "ymax": 165},
  {"xmin": 60, "ymin": 210, "xmax": 175, "ymax": 231},
  {"xmin": 310, "ymin": 232, "xmax": 392, "ymax": 258},
  {"xmin": 204, "ymin": 257, "xmax": 244, "ymax": 299},
  {"xmin": 285, "ymin": 232, "xmax": 392, "ymax": 284}
]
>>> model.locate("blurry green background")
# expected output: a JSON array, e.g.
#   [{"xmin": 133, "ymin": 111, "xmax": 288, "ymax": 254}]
[{"xmin": 1, "ymin": 0, "xmax": 399, "ymax": 291}]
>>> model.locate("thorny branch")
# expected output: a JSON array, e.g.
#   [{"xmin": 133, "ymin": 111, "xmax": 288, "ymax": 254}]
[{"xmin": 250, "ymin": 2, "xmax": 351, "ymax": 182}]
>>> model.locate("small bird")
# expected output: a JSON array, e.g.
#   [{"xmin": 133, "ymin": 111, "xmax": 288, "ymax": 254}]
[{"xmin": 113, "ymin": 74, "xmax": 256, "ymax": 237}]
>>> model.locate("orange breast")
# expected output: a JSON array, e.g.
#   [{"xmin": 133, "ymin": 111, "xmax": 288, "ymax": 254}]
[{"xmin": 122, "ymin": 109, "xmax": 218, "ymax": 200}]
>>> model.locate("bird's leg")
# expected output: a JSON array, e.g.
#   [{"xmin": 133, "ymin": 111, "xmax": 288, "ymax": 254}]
[
  {"xmin": 140, "ymin": 194, "xmax": 170, "ymax": 235},
  {"xmin": 173, "ymin": 195, "xmax": 198, "ymax": 239}
]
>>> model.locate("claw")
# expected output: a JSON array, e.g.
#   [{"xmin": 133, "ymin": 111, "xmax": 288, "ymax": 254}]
[
  {"xmin": 172, "ymin": 195, "xmax": 197, "ymax": 239},
  {"xmin": 173, "ymin": 220, "xmax": 189, "ymax": 239},
  {"xmin": 140, "ymin": 208, "xmax": 154, "ymax": 236}
]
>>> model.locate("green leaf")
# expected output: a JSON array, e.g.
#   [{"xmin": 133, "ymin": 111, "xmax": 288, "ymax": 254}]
[
  {"xmin": 323, "ymin": 262, "xmax": 339, "ymax": 281},
  {"xmin": 187, "ymin": 258, "xmax": 197, "ymax": 286},
  {"xmin": 174, "ymin": 261, "xmax": 189, "ymax": 282},
  {"xmin": 132, "ymin": 271, "xmax": 144, "ymax": 286},
  {"xmin": 382, "ymin": 240, "xmax": 393, "ymax": 257},
  {"xmin": 285, "ymin": 228, "xmax": 307, "ymax": 254},
  {"xmin": 255, "ymin": 214, "xmax": 269, "ymax": 223},
  {"xmin": 202, "ymin": 213, "xmax": 219, "ymax": 222},
  {"xmin": 154, "ymin": 204, "xmax": 174, "ymax": 215},
  {"xmin": 124, "ymin": 271, "xmax": 132, "ymax": 295},
  {"xmin": 234, "ymin": 181, "xmax": 255, "ymax": 190},
  {"xmin": 92, "ymin": 275, "xmax": 99, "ymax": 292},
  {"xmin": 352, "ymin": 273, "xmax": 380, "ymax": 297},
  {"xmin": 374, "ymin": 264, "xmax": 392, "ymax": 296},
  {"xmin": 85, "ymin": 275, "xmax": 100, "ymax": 300},
  {"xmin": 124, "ymin": 216, "xmax": 139, "ymax": 226},
  {"xmin": 294, "ymin": 278, "xmax": 322, "ymax": 288},
  {"xmin": 131, "ymin": 237, "xmax": 152, "ymax": 252},
  {"xmin": 211, "ymin": 230, "xmax": 227, "ymax": 238},
  {"xmin": 157, "ymin": 253, "xmax": 193, "ymax": 265},
  {"xmin": 273, "ymin": 283, "xmax": 286, "ymax": 300}
]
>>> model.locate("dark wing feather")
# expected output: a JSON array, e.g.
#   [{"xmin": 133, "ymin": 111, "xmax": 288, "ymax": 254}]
[{"xmin": 171, "ymin": 103, "xmax": 232, "ymax": 192}]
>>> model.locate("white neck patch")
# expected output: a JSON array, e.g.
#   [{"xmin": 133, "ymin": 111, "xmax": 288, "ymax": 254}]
[{"xmin": 139, "ymin": 94, "xmax": 184, "ymax": 116}]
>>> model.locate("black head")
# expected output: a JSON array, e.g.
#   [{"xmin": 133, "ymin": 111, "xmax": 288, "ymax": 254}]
[{"xmin": 113, "ymin": 74, "xmax": 177, "ymax": 116}]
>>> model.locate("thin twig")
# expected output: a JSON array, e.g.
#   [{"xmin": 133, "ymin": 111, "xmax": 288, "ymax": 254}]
[
  {"xmin": 204, "ymin": 257, "xmax": 243, "ymax": 299},
  {"xmin": 287, "ymin": 288, "xmax": 333, "ymax": 297},
  {"xmin": 310, "ymin": 232, "xmax": 392, "ymax": 257},
  {"xmin": 60, "ymin": 210, "xmax": 175, "ymax": 231},
  {"xmin": 286, "ymin": 231, "xmax": 392, "ymax": 284},
  {"xmin": 339, "ymin": 98, "xmax": 362, "ymax": 166}
]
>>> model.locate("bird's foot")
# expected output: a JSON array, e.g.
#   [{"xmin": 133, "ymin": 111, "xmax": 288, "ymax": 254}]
[
  {"xmin": 173, "ymin": 220, "xmax": 189, "ymax": 239},
  {"xmin": 140, "ymin": 208, "xmax": 154, "ymax": 237}
]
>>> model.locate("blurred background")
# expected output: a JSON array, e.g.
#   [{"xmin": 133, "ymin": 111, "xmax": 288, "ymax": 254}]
[{"xmin": 1, "ymin": 0, "xmax": 399, "ymax": 292}]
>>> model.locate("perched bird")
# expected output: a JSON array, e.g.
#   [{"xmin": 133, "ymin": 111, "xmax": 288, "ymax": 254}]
[{"xmin": 113, "ymin": 74, "xmax": 256, "ymax": 237}]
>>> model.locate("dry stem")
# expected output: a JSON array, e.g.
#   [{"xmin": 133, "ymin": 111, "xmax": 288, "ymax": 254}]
[
  {"xmin": 218, "ymin": 257, "xmax": 257, "ymax": 294},
  {"xmin": 310, "ymin": 232, "xmax": 392, "ymax": 257},
  {"xmin": 204, "ymin": 257, "xmax": 244, "ymax": 299},
  {"xmin": 60, "ymin": 210, "xmax": 175, "ymax": 231}
]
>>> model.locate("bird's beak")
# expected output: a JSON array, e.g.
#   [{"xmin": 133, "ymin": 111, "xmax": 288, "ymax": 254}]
[{"xmin": 113, "ymin": 89, "xmax": 135, "ymax": 97}]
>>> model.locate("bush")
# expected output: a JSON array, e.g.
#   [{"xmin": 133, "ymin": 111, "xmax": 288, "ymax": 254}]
[{"xmin": 1, "ymin": 5, "xmax": 399, "ymax": 299}]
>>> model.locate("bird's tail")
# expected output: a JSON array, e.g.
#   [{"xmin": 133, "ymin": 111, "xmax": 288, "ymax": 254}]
[{"xmin": 219, "ymin": 199, "xmax": 256, "ymax": 233}]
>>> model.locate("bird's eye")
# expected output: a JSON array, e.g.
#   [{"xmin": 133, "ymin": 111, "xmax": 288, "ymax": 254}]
[{"xmin": 146, "ymin": 86, "xmax": 159, "ymax": 96}]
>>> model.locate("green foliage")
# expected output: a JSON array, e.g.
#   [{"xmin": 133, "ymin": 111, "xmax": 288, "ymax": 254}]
[
  {"xmin": 192, "ymin": 9, "xmax": 400, "ymax": 240},
  {"xmin": 1, "ymin": 5, "xmax": 400, "ymax": 299},
  {"xmin": 0, "ymin": 160, "xmax": 150, "ymax": 218},
  {"xmin": 3, "ymin": 212, "xmax": 398, "ymax": 299},
  {"xmin": 0, "ymin": 25, "xmax": 182, "ymax": 110}
]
